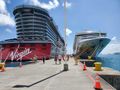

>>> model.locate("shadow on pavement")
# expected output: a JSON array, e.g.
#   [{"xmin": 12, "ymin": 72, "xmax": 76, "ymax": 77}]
[{"xmin": 13, "ymin": 70, "xmax": 64, "ymax": 88}]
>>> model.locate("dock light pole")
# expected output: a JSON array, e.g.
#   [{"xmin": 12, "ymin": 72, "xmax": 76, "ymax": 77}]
[{"xmin": 63, "ymin": 0, "xmax": 68, "ymax": 71}]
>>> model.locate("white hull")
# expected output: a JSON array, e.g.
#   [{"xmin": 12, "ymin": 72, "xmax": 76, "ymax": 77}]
[{"xmin": 75, "ymin": 37, "xmax": 110, "ymax": 58}]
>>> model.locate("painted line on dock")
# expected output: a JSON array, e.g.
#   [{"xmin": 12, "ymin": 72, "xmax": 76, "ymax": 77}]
[
  {"xmin": 79, "ymin": 62, "xmax": 94, "ymax": 82},
  {"xmin": 85, "ymin": 71, "xmax": 95, "ymax": 83},
  {"xmin": 79, "ymin": 62, "xmax": 95, "ymax": 83}
]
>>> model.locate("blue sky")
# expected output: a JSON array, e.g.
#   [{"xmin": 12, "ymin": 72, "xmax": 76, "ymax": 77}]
[{"xmin": 0, "ymin": 0, "xmax": 120, "ymax": 54}]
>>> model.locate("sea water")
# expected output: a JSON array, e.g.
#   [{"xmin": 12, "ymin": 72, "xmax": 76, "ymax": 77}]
[{"xmin": 96, "ymin": 54, "xmax": 120, "ymax": 71}]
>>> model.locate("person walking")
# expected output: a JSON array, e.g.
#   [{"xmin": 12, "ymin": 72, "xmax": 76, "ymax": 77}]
[
  {"xmin": 54, "ymin": 55, "xmax": 57, "ymax": 64},
  {"xmin": 58, "ymin": 55, "xmax": 62, "ymax": 64},
  {"xmin": 42, "ymin": 56, "xmax": 45, "ymax": 64},
  {"xmin": 67, "ymin": 55, "xmax": 69, "ymax": 61},
  {"xmin": 34, "ymin": 55, "xmax": 38, "ymax": 63}
]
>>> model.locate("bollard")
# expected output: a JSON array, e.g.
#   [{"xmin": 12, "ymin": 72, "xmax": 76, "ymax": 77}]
[
  {"xmin": 0, "ymin": 63, "xmax": 5, "ymax": 72},
  {"xmin": 94, "ymin": 62, "xmax": 102, "ymax": 71},
  {"xmin": 63, "ymin": 64, "xmax": 68, "ymax": 71}
]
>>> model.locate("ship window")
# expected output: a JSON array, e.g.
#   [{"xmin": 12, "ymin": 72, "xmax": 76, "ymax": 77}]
[{"xmin": 29, "ymin": 37, "xmax": 32, "ymax": 39}]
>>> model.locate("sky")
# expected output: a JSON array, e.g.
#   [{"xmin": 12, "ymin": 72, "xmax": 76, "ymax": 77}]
[{"xmin": 0, "ymin": 0, "xmax": 120, "ymax": 55}]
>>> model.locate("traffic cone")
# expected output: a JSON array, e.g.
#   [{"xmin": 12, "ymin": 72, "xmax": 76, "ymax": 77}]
[
  {"xmin": 83, "ymin": 62, "xmax": 87, "ymax": 71},
  {"xmin": 94, "ymin": 75, "xmax": 102, "ymax": 90}
]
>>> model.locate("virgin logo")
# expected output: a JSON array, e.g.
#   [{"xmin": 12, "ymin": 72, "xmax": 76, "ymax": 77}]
[{"xmin": 9, "ymin": 48, "xmax": 32, "ymax": 61}]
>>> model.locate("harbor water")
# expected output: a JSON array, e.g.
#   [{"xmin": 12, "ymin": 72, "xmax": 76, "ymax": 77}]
[{"xmin": 96, "ymin": 54, "xmax": 120, "ymax": 71}]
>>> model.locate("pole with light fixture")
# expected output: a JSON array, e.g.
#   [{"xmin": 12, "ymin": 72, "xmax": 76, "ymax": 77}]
[{"xmin": 63, "ymin": 0, "xmax": 68, "ymax": 71}]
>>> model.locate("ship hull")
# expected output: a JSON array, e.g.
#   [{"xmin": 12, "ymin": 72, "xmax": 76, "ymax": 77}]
[
  {"xmin": 0, "ymin": 43, "xmax": 52, "ymax": 61},
  {"xmin": 75, "ymin": 37, "xmax": 110, "ymax": 59}
]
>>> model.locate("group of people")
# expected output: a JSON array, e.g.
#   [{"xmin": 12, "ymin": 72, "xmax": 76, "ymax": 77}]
[
  {"xmin": 32, "ymin": 55, "xmax": 46, "ymax": 64},
  {"xmin": 54, "ymin": 55, "xmax": 69, "ymax": 64},
  {"xmin": 32, "ymin": 55, "xmax": 70, "ymax": 64}
]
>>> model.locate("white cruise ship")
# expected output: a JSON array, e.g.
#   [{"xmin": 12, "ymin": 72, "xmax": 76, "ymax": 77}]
[{"xmin": 73, "ymin": 31, "xmax": 110, "ymax": 59}]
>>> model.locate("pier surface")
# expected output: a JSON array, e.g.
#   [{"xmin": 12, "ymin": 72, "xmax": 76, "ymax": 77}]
[{"xmin": 0, "ymin": 58, "xmax": 116, "ymax": 90}]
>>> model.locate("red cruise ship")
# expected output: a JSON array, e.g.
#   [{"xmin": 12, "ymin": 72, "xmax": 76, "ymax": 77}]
[{"xmin": 0, "ymin": 5, "xmax": 65, "ymax": 61}]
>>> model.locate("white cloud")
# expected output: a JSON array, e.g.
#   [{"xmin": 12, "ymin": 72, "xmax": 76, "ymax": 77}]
[
  {"xmin": 62, "ymin": 1, "xmax": 72, "ymax": 8},
  {"xmin": 0, "ymin": 0, "xmax": 15, "ymax": 27},
  {"xmin": 101, "ymin": 37, "xmax": 120, "ymax": 55},
  {"xmin": 0, "ymin": 14, "xmax": 15, "ymax": 26},
  {"xmin": 5, "ymin": 28, "xmax": 12, "ymax": 33},
  {"xmin": 111, "ymin": 36, "xmax": 117, "ymax": 41},
  {"xmin": 0, "ymin": 0, "xmax": 7, "ymax": 14},
  {"xmin": 25, "ymin": 0, "xmax": 59, "ymax": 10},
  {"xmin": 66, "ymin": 28, "xmax": 72, "ymax": 36}
]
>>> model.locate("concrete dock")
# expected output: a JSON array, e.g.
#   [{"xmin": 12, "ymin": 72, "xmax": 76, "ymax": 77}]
[{"xmin": 0, "ymin": 58, "xmax": 116, "ymax": 90}]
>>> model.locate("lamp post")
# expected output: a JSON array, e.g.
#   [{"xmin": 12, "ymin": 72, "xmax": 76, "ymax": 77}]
[{"xmin": 63, "ymin": 0, "xmax": 68, "ymax": 71}]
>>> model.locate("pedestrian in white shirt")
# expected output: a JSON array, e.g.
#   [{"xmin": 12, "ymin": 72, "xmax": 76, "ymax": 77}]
[{"xmin": 58, "ymin": 55, "xmax": 62, "ymax": 64}]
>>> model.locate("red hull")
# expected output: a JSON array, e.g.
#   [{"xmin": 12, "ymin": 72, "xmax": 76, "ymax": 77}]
[{"xmin": 0, "ymin": 43, "xmax": 51, "ymax": 61}]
